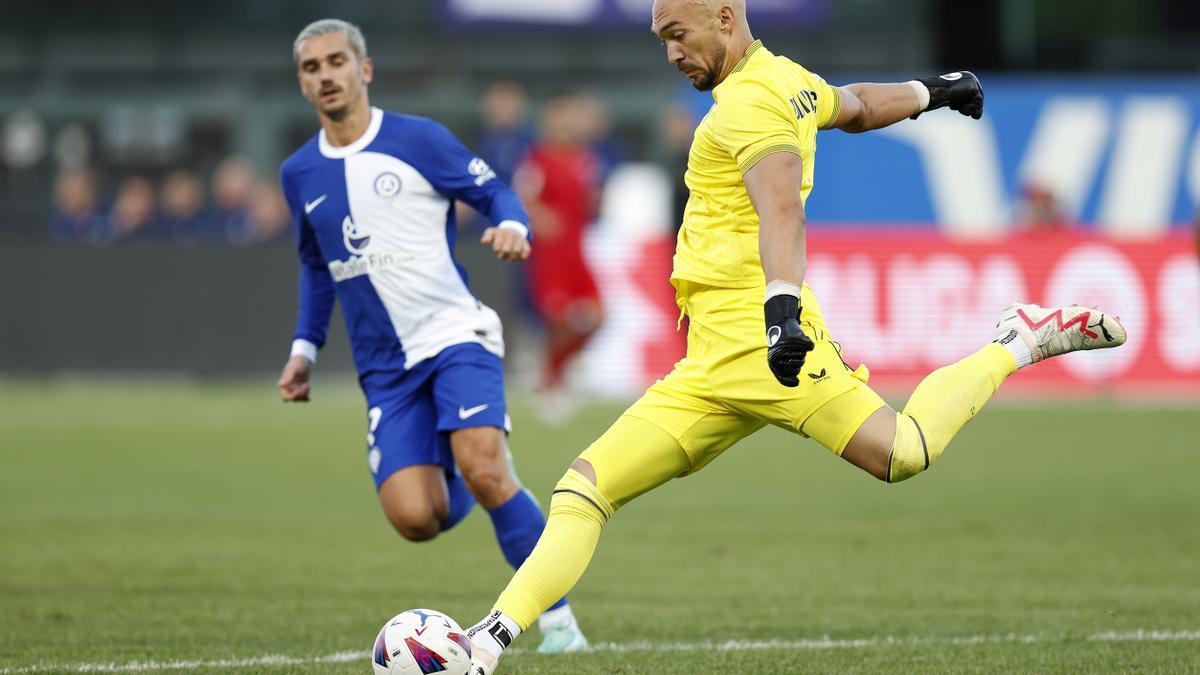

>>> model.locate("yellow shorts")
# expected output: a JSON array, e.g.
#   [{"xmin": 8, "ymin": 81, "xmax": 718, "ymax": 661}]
[{"xmin": 578, "ymin": 281, "xmax": 887, "ymax": 510}]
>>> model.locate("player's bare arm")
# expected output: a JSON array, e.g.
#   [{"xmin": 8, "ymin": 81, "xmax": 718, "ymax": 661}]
[
  {"xmin": 833, "ymin": 71, "xmax": 984, "ymax": 133},
  {"xmin": 277, "ymin": 354, "xmax": 313, "ymax": 402},
  {"xmin": 744, "ymin": 152, "xmax": 815, "ymax": 386},
  {"xmin": 746, "ymin": 152, "xmax": 806, "ymax": 287}
]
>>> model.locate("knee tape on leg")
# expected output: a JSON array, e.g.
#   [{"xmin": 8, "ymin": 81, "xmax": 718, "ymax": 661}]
[
  {"xmin": 551, "ymin": 469, "xmax": 614, "ymax": 524},
  {"xmin": 887, "ymin": 413, "xmax": 932, "ymax": 483}
]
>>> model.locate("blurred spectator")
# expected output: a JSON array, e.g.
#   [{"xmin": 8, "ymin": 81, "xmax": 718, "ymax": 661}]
[
  {"xmin": 108, "ymin": 176, "xmax": 158, "ymax": 240},
  {"xmin": 477, "ymin": 81, "xmax": 535, "ymax": 185},
  {"xmin": 656, "ymin": 103, "xmax": 696, "ymax": 233},
  {"xmin": 1016, "ymin": 181, "xmax": 1071, "ymax": 232},
  {"xmin": 1194, "ymin": 208, "xmax": 1199, "ymax": 260},
  {"xmin": 49, "ymin": 166, "xmax": 110, "ymax": 244},
  {"xmin": 575, "ymin": 93, "xmax": 624, "ymax": 184},
  {"xmin": 247, "ymin": 182, "xmax": 290, "ymax": 243},
  {"xmin": 159, "ymin": 169, "xmax": 210, "ymax": 243},
  {"xmin": 471, "ymin": 82, "xmax": 540, "ymax": 353},
  {"xmin": 211, "ymin": 156, "xmax": 256, "ymax": 244},
  {"xmin": 516, "ymin": 94, "xmax": 605, "ymax": 421}
]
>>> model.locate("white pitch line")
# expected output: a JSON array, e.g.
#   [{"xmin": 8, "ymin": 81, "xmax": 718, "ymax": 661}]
[
  {"xmin": 3, "ymin": 630, "xmax": 1197, "ymax": 673},
  {"xmin": 0, "ymin": 651, "xmax": 364, "ymax": 674},
  {"xmin": 1089, "ymin": 629, "xmax": 1200, "ymax": 642}
]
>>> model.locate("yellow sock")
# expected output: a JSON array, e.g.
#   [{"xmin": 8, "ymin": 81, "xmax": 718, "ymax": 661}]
[
  {"xmin": 889, "ymin": 343, "xmax": 1016, "ymax": 482},
  {"xmin": 493, "ymin": 469, "xmax": 612, "ymax": 630}
]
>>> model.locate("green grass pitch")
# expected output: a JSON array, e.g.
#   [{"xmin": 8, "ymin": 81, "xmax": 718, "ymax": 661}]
[{"xmin": 1, "ymin": 381, "xmax": 1198, "ymax": 673}]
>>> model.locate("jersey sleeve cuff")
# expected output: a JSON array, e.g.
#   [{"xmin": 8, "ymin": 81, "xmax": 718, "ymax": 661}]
[
  {"xmin": 738, "ymin": 144, "xmax": 803, "ymax": 175},
  {"xmin": 498, "ymin": 219, "xmax": 530, "ymax": 240},
  {"xmin": 290, "ymin": 339, "xmax": 319, "ymax": 363},
  {"xmin": 820, "ymin": 86, "xmax": 844, "ymax": 130}
]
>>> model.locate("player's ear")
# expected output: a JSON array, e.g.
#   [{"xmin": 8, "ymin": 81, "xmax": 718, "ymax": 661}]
[
  {"xmin": 361, "ymin": 57, "xmax": 374, "ymax": 86},
  {"xmin": 717, "ymin": 5, "xmax": 735, "ymax": 35}
]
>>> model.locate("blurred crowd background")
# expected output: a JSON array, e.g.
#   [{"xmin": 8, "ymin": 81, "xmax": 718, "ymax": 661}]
[
  {"xmin": 1, "ymin": 0, "xmax": 1198, "ymax": 396},
  {"xmin": 3, "ymin": 0, "xmax": 1198, "ymax": 245}
]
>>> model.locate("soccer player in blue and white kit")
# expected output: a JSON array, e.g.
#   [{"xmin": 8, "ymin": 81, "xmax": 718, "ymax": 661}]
[{"xmin": 276, "ymin": 19, "xmax": 587, "ymax": 653}]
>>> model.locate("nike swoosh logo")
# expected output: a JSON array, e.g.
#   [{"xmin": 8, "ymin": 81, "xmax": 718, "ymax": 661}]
[
  {"xmin": 304, "ymin": 195, "xmax": 327, "ymax": 214},
  {"xmin": 458, "ymin": 404, "xmax": 489, "ymax": 420}
]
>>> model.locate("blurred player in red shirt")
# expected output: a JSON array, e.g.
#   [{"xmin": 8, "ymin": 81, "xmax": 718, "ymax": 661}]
[{"xmin": 515, "ymin": 95, "xmax": 606, "ymax": 417}]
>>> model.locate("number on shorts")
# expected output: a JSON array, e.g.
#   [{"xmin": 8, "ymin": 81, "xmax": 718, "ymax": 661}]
[{"xmin": 367, "ymin": 406, "xmax": 382, "ymax": 447}]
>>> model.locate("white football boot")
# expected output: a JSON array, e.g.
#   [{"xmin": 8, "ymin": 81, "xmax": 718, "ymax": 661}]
[
  {"xmin": 467, "ymin": 650, "xmax": 497, "ymax": 675},
  {"xmin": 466, "ymin": 617, "xmax": 505, "ymax": 675},
  {"xmin": 993, "ymin": 303, "xmax": 1126, "ymax": 363}
]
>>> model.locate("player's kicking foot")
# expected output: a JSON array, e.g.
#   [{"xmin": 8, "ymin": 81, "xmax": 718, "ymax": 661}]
[
  {"xmin": 465, "ymin": 623, "xmax": 587, "ymax": 675},
  {"xmin": 994, "ymin": 303, "xmax": 1126, "ymax": 365},
  {"xmin": 466, "ymin": 612, "xmax": 514, "ymax": 675},
  {"xmin": 466, "ymin": 606, "xmax": 585, "ymax": 672},
  {"xmin": 467, "ymin": 650, "xmax": 497, "ymax": 675}
]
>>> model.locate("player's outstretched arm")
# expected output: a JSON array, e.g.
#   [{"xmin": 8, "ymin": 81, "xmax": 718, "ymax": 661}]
[
  {"xmin": 745, "ymin": 152, "xmax": 815, "ymax": 387},
  {"xmin": 833, "ymin": 71, "xmax": 984, "ymax": 133}
]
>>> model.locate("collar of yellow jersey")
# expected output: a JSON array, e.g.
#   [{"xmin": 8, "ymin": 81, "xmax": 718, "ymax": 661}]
[{"xmin": 730, "ymin": 39, "xmax": 766, "ymax": 75}]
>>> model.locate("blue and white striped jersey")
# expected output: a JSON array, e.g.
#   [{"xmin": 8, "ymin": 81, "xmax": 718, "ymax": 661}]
[{"xmin": 280, "ymin": 107, "xmax": 530, "ymax": 374}]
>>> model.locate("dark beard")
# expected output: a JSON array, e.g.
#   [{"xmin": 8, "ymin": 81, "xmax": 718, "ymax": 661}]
[{"xmin": 691, "ymin": 44, "xmax": 726, "ymax": 91}]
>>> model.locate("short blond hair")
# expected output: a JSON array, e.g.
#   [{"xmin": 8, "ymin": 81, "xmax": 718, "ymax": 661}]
[{"xmin": 293, "ymin": 18, "xmax": 367, "ymax": 64}]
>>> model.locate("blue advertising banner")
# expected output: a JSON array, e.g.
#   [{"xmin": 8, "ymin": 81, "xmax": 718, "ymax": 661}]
[
  {"xmin": 439, "ymin": 0, "xmax": 829, "ymax": 30},
  {"xmin": 683, "ymin": 76, "xmax": 1200, "ymax": 235}
]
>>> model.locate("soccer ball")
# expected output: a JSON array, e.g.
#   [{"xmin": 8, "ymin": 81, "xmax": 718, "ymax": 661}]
[{"xmin": 371, "ymin": 608, "xmax": 472, "ymax": 675}]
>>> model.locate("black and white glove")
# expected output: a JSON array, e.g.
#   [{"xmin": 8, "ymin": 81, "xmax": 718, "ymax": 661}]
[
  {"xmin": 911, "ymin": 71, "xmax": 984, "ymax": 120},
  {"xmin": 765, "ymin": 294, "xmax": 815, "ymax": 388}
]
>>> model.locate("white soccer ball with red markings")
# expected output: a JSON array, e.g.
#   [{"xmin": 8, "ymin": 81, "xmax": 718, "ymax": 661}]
[{"xmin": 371, "ymin": 608, "xmax": 472, "ymax": 675}]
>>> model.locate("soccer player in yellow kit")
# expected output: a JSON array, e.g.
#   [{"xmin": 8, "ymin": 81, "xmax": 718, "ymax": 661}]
[{"xmin": 466, "ymin": 1, "xmax": 1127, "ymax": 670}]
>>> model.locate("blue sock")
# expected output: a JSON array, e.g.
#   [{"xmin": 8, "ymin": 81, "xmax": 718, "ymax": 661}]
[
  {"xmin": 440, "ymin": 471, "xmax": 476, "ymax": 532},
  {"xmin": 488, "ymin": 489, "xmax": 567, "ymax": 611}
]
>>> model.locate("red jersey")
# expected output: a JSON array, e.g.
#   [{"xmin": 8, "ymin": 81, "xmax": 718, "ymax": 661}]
[{"xmin": 518, "ymin": 144, "xmax": 602, "ymax": 317}]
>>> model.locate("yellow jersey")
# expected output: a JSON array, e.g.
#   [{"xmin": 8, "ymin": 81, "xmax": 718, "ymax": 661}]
[{"xmin": 672, "ymin": 40, "xmax": 841, "ymax": 290}]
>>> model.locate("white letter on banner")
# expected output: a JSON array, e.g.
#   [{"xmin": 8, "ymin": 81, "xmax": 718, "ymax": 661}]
[
  {"xmin": 887, "ymin": 254, "xmax": 1028, "ymax": 365},
  {"xmin": 1098, "ymin": 98, "xmax": 1190, "ymax": 237},
  {"xmin": 976, "ymin": 255, "xmax": 1030, "ymax": 338},
  {"xmin": 810, "ymin": 255, "xmax": 887, "ymax": 365},
  {"xmin": 888, "ymin": 254, "xmax": 928, "ymax": 366},
  {"xmin": 1158, "ymin": 254, "xmax": 1200, "ymax": 371},
  {"xmin": 1017, "ymin": 98, "xmax": 1111, "ymax": 221},
  {"xmin": 879, "ymin": 116, "xmax": 1008, "ymax": 237},
  {"xmin": 910, "ymin": 255, "xmax": 978, "ymax": 361},
  {"xmin": 1043, "ymin": 244, "xmax": 1144, "ymax": 380}
]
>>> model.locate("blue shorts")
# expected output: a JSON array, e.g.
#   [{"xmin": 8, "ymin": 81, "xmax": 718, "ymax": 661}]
[{"xmin": 359, "ymin": 343, "xmax": 511, "ymax": 489}]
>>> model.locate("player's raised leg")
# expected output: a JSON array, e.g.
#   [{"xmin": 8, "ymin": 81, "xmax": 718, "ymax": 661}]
[{"xmin": 837, "ymin": 304, "xmax": 1126, "ymax": 482}]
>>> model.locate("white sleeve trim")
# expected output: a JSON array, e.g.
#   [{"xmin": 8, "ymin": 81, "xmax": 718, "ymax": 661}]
[
  {"xmin": 290, "ymin": 339, "xmax": 319, "ymax": 363},
  {"xmin": 497, "ymin": 219, "xmax": 530, "ymax": 239},
  {"xmin": 765, "ymin": 279, "xmax": 803, "ymax": 301},
  {"xmin": 907, "ymin": 80, "xmax": 931, "ymax": 110}
]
